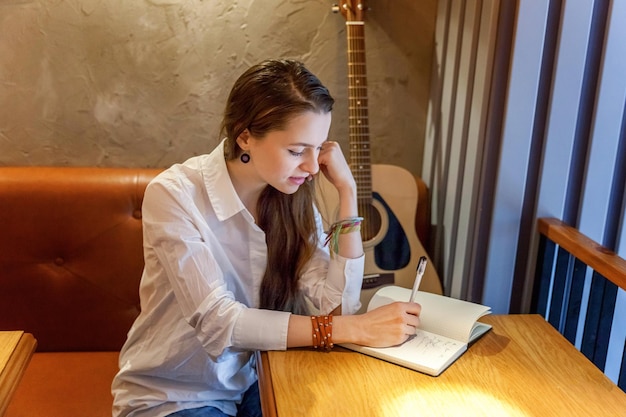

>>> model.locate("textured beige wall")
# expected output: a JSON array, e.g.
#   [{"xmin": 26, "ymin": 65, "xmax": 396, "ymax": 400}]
[{"xmin": 0, "ymin": 0, "xmax": 436, "ymax": 175}]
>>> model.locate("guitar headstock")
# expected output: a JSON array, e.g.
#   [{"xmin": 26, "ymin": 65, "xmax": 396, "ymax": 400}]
[{"xmin": 333, "ymin": 0, "xmax": 366, "ymax": 22}]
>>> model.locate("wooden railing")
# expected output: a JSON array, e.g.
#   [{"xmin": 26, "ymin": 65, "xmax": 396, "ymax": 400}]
[{"xmin": 532, "ymin": 217, "xmax": 625, "ymax": 391}]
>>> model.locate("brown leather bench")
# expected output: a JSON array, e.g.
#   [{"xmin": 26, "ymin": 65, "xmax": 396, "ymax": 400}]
[
  {"xmin": 0, "ymin": 166, "xmax": 438, "ymax": 416},
  {"xmin": 0, "ymin": 167, "xmax": 161, "ymax": 417}
]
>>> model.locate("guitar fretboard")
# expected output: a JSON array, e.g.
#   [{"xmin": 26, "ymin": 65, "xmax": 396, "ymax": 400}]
[{"xmin": 346, "ymin": 21, "xmax": 372, "ymax": 204}]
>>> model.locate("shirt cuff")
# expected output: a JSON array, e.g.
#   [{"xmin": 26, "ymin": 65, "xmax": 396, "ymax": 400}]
[
  {"xmin": 326, "ymin": 253, "xmax": 364, "ymax": 315},
  {"xmin": 232, "ymin": 308, "xmax": 291, "ymax": 351}
]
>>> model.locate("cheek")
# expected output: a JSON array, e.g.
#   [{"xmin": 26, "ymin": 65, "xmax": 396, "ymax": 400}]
[
  {"xmin": 257, "ymin": 154, "xmax": 292, "ymax": 176},
  {"xmin": 276, "ymin": 160, "xmax": 297, "ymax": 175},
  {"xmin": 270, "ymin": 155, "xmax": 296, "ymax": 171}
]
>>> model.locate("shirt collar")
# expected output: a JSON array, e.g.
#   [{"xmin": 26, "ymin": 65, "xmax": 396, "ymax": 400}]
[{"xmin": 201, "ymin": 139, "xmax": 250, "ymax": 222}]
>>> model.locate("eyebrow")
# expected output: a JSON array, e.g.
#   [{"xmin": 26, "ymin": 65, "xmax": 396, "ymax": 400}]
[{"xmin": 289, "ymin": 141, "xmax": 326, "ymax": 148}]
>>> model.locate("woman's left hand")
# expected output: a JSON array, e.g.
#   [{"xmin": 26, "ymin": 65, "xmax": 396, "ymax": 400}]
[{"xmin": 317, "ymin": 141, "xmax": 356, "ymax": 193}]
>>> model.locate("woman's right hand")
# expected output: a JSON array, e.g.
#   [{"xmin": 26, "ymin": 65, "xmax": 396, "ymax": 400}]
[
  {"xmin": 287, "ymin": 302, "xmax": 421, "ymax": 349},
  {"xmin": 345, "ymin": 301, "xmax": 422, "ymax": 348}
]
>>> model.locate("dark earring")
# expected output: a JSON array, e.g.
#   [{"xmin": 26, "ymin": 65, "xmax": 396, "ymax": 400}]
[{"xmin": 240, "ymin": 152, "xmax": 250, "ymax": 163}]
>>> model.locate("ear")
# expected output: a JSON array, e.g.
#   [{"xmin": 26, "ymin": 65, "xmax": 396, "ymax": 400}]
[{"xmin": 236, "ymin": 129, "xmax": 251, "ymax": 150}]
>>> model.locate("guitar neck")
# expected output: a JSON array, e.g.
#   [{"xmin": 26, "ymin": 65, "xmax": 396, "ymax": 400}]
[{"xmin": 346, "ymin": 20, "xmax": 372, "ymax": 204}]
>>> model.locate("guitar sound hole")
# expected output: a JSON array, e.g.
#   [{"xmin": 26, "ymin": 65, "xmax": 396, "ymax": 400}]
[{"xmin": 360, "ymin": 204, "xmax": 382, "ymax": 242}]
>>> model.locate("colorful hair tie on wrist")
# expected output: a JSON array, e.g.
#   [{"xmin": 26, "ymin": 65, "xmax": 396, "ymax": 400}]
[{"xmin": 324, "ymin": 217, "xmax": 363, "ymax": 256}]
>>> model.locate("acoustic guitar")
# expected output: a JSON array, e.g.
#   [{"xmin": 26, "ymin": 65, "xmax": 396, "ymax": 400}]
[{"xmin": 318, "ymin": 0, "xmax": 442, "ymax": 311}]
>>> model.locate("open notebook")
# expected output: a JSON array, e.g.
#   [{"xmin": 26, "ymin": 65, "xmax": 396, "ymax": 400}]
[{"xmin": 341, "ymin": 286, "xmax": 492, "ymax": 376}]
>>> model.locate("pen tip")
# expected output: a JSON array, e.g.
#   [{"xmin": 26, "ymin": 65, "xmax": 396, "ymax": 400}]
[{"xmin": 417, "ymin": 256, "xmax": 427, "ymax": 274}]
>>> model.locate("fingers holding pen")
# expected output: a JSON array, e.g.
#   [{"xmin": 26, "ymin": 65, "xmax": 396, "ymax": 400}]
[
  {"xmin": 402, "ymin": 301, "xmax": 422, "ymax": 338},
  {"xmin": 358, "ymin": 301, "xmax": 422, "ymax": 348}
]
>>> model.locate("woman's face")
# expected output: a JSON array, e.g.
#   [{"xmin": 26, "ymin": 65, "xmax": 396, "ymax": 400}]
[{"xmin": 243, "ymin": 111, "xmax": 332, "ymax": 194}]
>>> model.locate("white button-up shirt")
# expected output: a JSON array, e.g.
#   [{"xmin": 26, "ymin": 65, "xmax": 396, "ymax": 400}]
[{"xmin": 112, "ymin": 140, "xmax": 364, "ymax": 417}]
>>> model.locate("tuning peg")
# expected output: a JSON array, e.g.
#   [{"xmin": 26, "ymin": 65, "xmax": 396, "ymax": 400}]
[{"xmin": 331, "ymin": 4, "xmax": 340, "ymax": 13}]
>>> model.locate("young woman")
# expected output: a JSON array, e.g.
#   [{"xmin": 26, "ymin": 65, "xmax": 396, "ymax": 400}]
[{"xmin": 112, "ymin": 59, "xmax": 421, "ymax": 417}]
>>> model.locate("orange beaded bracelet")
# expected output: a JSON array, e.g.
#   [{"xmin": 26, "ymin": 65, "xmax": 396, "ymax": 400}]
[
  {"xmin": 311, "ymin": 315, "xmax": 321, "ymax": 348},
  {"xmin": 311, "ymin": 314, "xmax": 334, "ymax": 351}
]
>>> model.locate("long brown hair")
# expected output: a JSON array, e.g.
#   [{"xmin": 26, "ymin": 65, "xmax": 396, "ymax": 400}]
[{"xmin": 221, "ymin": 59, "xmax": 334, "ymax": 314}]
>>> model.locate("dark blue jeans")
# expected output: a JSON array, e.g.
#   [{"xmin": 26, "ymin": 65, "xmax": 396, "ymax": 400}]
[{"xmin": 167, "ymin": 382, "xmax": 261, "ymax": 417}]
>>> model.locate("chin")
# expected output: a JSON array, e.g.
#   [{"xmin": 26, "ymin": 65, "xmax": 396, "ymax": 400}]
[
  {"xmin": 283, "ymin": 186, "xmax": 300, "ymax": 195},
  {"xmin": 268, "ymin": 183, "xmax": 298, "ymax": 195}
]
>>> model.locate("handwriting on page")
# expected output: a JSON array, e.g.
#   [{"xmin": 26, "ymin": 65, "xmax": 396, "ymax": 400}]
[{"xmin": 410, "ymin": 330, "xmax": 461, "ymax": 360}]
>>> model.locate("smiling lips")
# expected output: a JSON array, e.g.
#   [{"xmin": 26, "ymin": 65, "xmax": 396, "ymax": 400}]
[{"xmin": 289, "ymin": 176, "xmax": 307, "ymax": 185}]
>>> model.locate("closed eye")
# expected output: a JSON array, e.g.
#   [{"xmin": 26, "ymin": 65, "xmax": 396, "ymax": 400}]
[{"xmin": 289, "ymin": 149, "xmax": 304, "ymax": 157}]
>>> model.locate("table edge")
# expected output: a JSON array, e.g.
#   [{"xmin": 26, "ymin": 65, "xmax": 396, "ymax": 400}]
[
  {"xmin": 255, "ymin": 350, "xmax": 278, "ymax": 417},
  {"xmin": 0, "ymin": 332, "xmax": 37, "ymax": 416}
]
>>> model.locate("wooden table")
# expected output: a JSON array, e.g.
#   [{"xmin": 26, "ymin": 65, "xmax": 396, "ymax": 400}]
[
  {"xmin": 257, "ymin": 315, "xmax": 626, "ymax": 416},
  {"xmin": 0, "ymin": 331, "xmax": 36, "ymax": 416}
]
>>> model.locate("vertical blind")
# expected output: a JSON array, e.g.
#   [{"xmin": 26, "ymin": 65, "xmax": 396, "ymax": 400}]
[{"xmin": 422, "ymin": 0, "xmax": 625, "ymax": 386}]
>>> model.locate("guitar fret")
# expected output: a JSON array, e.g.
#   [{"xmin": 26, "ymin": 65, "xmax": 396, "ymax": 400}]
[{"xmin": 345, "ymin": 11, "xmax": 371, "ymax": 196}]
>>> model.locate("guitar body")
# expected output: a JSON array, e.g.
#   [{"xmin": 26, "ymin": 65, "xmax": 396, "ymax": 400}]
[{"xmin": 316, "ymin": 164, "xmax": 442, "ymax": 312}]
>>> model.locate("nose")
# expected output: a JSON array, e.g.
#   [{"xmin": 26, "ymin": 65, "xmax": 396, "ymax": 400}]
[{"xmin": 301, "ymin": 151, "xmax": 319, "ymax": 176}]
